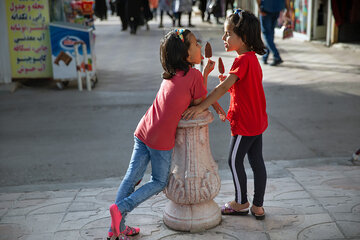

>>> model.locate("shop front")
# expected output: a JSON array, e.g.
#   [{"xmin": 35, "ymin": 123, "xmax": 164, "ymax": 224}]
[{"xmin": 0, "ymin": 0, "xmax": 96, "ymax": 86}]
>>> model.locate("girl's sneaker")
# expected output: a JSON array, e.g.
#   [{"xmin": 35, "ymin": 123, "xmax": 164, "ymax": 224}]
[
  {"xmin": 107, "ymin": 233, "xmax": 129, "ymax": 240},
  {"xmin": 122, "ymin": 226, "xmax": 140, "ymax": 236},
  {"xmin": 109, "ymin": 204, "xmax": 123, "ymax": 237},
  {"xmin": 107, "ymin": 226, "xmax": 140, "ymax": 239}
]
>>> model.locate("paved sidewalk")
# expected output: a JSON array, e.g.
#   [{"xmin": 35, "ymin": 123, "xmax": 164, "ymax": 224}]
[{"xmin": 0, "ymin": 157, "xmax": 359, "ymax": 240}]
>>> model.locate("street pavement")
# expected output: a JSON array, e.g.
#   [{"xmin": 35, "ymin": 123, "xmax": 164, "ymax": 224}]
[
  {"xmin": 0, "ymin": 11, "xmax": 360, "ymax": 240},
  {"xmin": 0, "ymin": 157, "xmax": 359, "ymax": 240}
]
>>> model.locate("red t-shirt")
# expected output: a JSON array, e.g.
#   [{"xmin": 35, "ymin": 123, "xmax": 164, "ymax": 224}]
[
  {"xmin": 227, "ymin": 51, "xmax": 268, "ymax": 136},
  {"xmin": 135, "ymin": 68, "xmax": 207, "ymax": 150}
]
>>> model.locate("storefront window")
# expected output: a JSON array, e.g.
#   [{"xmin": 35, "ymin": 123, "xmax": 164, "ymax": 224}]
[{"xmin": 49, "ymin": 0, "xmax": 94, "ymax": 27}]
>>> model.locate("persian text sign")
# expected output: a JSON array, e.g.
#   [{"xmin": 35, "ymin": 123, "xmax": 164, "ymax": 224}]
[{"xmin": 6, "ymin": 0, "xmax": 52, "ymax": 78}]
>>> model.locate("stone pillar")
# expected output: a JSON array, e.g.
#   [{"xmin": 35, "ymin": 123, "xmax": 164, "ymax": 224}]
[{"xmin": 163, "ymin": 110, "xmax": 222, "ymax": 232}]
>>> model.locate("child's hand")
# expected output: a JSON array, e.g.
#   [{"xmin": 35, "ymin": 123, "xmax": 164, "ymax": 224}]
[
  {"xmin": 211, "ymin": 102, "xmax": 227, "ymax": 122},
  {"xmin": 203, "ymin": 59, "xmax": 215, "ymax": 76},
  {"xmin": 219, "ymin": 114, "xmax": 226, "ymax": 122},
  {"xmin": 182, "ymin": 106, "xmax": 204, "ymax": 120},
  {"xmin": 218, "ymin": 74, "xmax": 227, "ymax": 82}
]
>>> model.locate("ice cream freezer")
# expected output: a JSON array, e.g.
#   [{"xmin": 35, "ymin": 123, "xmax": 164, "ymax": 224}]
[{"xmin": 49, "ymin": 22, "xmax": 97, "ymax": 90}]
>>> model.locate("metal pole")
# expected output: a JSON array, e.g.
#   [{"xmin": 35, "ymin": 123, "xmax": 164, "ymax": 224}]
[{"xmin": 74, "ymin": 43, "xmax": 83, "ymax": 91}]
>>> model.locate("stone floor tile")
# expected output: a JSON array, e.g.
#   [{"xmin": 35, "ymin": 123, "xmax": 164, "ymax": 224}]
[
  {"xmin": 336, "ymin": 220, "xmax": 360, "ymax": 238},
  {"xmin": 51, "ymin": 189, "xmax": 79, "ymax": 199},
  {"xmin": 7, "ymin": 199, "xmax": 72, "ymax": 216},
  {"xmin": 26, "ymin": 202, "xmax": 71, "ymax": 215},
  {"xmin": 145, "ymin": 230, "xmax": 269, "ymax": 240},
  {"xmin": 276, "ymin": 198, "xmax": 326, "ymax": 214},
  {"xmin": 268, "ymin": 213, "xmax": 336, "ymax": 240},
  {"xmin": 94, "ymin": 188, "xmax": 117, "ymax": 204},
  {"xmin": 26, "ymin": 213, "xmax": 65, "ymax": 233},
  {"xmin": 19, "ymin": 191, "xmax": 53, "ymax": 200},
  {"xmin": 68, "ymin": 200, "xmax": 105, "ymax": 212},
  {"xmin": 58, "ymin": 210, "xmax": 108, "ymax": 231},
  {"xmin": 304, "ymin": 188, "xmax": 356, "ymax": 198},
  {"xmin": 272, "ymin": 190, "xmax": 312, "ymax": 200},
  {"xmin": 297, "ymin": 222, "xmax": 344, "ymax": 240},
  {"xmin": 7, "ymin": 197, "xmax": 74, "ymax": 216},
  {"xmin": 18, "ymin": 233, "xmax": 54, "ymax": 240},
  {"xmin": 54, "ymin": 230, "xmax": 81, "ymax": 240},
  {"xmin": 0, "ymin": 215, "xmax": 26, "ymax": 225},
  {"xmin": 318, "ymin": 196, "xmax": 360, "ymax": 213},
  {"xmin": 77, "ymin": 188, "xmax": 110, "ymax": 197},
  {"xmin": 0, "ymin": 201, "xmax": 13, "ymax": 210},
  {"xmin": 0, "ymin": 223, "xmax": 29, "ymax": 240},
  {"xmin": 0, "ymin": 209, "xmax": 8, "ymax": 219},
  {"xmin": 0, "ymin": 193, "xmax": 21, "ymax": 201}
]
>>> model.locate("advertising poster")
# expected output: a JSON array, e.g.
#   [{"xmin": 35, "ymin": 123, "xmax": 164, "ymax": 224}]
[
  {"xmin": 6, "ymin": 0, "xmax": 52, "ymax": 78},
  {"xmin": 290, "ymin": 0, "xmax": 308, "ymax": 34},
  {"xmin": 49, "ymin": 23, "xmax": 94, "ymax": 80}
]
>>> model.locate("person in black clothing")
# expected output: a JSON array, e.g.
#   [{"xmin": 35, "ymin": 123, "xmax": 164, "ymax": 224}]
[
  {"xmin": 109, "ymin": 0, "xmax": 116, "ymax": 15},
  {"xmin": 224, "ymin": 0, "xmax": 234, "ymax": 17},
  {"xmin": 95, "ymin": 0, "xmax": 108, "ymax": 20},
  {"xmin": 199, "ymin": 0, "xmax": 207, "ymax": 22},
  {"xmin": 116, "ymin": 0, "xmax": 128, "ymax": 31},
  {"xmin": 128, "ymin": 0, "xmax": 153, "ymax": 34}
]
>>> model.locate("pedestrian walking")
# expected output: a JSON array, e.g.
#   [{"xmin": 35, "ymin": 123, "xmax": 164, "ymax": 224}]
[
  {"xmin": 94, "ymin": 0, "xmax": 108, "ymax": 20},
  {"xmin": 257, "ymin": 0, "xmax": 291, "ymax": 66},
  {"xmin": 116, "ymin": 0, "xmax": 128, "ymax": 31},
  {"xmin": 109, "ymin": 0, "xmax": 116, "ymax": 15},
  {"xmin": 149, "ymin": 0, "xmax": 159, "ymax": 20},
  {"xmin": 158, "ymin": 0, "xmax": 175, "ymax": 28},
  {"xmin": 182, "ymin": 9, "xmax": 268, "ymax": 220},
  {"xmin": 127, "ymin": 0, "xmax": 141, "ymax": 34},
  {"xmin": 198, "ymin": 0, "xmax": 207, "ymax": 21},
  {"xmin": 173, "ymin": 0, "xmax": 194, "ymax": 27},
  {"xmin": 224, "ymin": 0, "xmax": 234, "ymax": 17},
  {"xmin": 107, "ymin": 29, "xmax": 215, "ymax": 239},
  {"xmin": 206, "ymin": 0, "xmax": 223, "ymax": 24}
]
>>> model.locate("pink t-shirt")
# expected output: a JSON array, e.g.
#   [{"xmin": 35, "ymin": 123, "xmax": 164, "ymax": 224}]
[{"xmin": 135, "ymin": 68, "xmax": 207, "ymax": 150}]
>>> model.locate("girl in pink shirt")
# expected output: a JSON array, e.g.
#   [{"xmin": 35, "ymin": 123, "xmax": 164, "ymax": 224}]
[{"xmin": 107, "ymin": 29, "xmax": 215, "ymax": 240}]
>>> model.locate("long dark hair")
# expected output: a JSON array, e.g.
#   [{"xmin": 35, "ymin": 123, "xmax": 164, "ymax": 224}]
[
  {"xmin": 160, "ymin": 29, "xmax": 192, "ymax": 79},
  {"xmin": 227, "ymin": 10, "xmax": 266, "ymax": 55}
]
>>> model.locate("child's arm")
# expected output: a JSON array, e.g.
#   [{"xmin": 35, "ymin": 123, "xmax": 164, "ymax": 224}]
[
  {"xmin": 189, "ymin": 59, "xmax": 215, "ymax": 107},
  {"xmin": 211, "ymin": 102, "xmax": 226, "ymax": 122},
  {"xmin": 182, "ymin": 73, "xmax": 238, "ymax": 120},
  {"xmin": 202, "ymin": 59, "xmax": 226, "ymax": 121}
]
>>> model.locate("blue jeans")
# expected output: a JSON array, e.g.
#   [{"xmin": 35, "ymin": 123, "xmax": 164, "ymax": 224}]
[
  {"xmin": 260, "ymin": 12, "xmax": 281, "ymax": 61},
  {"xmin": 113, "ymin": 136, "xmax": 173, "ymax": 229}
]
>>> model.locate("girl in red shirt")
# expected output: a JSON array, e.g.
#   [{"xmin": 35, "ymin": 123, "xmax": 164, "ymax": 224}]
[
  {"xmin": 183, "ymin": 9, "xmax": 268, "ymax": 220},
  {"xmin": 107, "ymin": 29, "xmax": 215, "ymax": 240}
]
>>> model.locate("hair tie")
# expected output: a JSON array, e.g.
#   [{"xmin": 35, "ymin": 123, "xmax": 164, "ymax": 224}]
[
  {"xmin": 174, "ymin": 29, "xmax": 185, "ymax": 42},
  {"xmin": 234, "ymin": 8, "xmax": 244, "ymax": 20}
]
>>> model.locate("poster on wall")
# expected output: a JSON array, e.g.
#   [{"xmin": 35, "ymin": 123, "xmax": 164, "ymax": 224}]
[
  {"xmin": 291, "ymin": 0, "xmax": 308, "ymax": 34},
  {"xmin": 6, "ymin": 0, "xmax": 52, "ymax": 78}
]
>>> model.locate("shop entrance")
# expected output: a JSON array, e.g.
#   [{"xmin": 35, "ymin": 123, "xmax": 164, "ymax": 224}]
[{"xmin": 312, "ymin": 0, "xmax": 328, "ymax": 40}]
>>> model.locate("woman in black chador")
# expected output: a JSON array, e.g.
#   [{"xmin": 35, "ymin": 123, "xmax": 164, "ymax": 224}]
[
  {"xmin": 128, "ymin": 0, "xmax": 153, "ymax": 34},
  {"xmin": 116, "ymin": 0, "xmax": 128, "ymax": 31},
  {"xmin": 95, "ymin": 0, "xmax": 108, "ymax": 20}
]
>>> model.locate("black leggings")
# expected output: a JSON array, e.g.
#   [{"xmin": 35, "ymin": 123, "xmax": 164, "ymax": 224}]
[{"xmin": 228, "ymin": 134, "xmax": 267, "ymax": 207}]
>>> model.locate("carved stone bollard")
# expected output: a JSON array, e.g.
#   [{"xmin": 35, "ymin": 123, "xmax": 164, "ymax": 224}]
[{"xmin": 163, "ymin": 110, "xmax": 222, "ymax": 232}]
